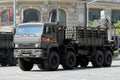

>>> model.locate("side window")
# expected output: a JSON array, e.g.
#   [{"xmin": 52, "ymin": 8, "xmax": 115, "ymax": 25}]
[
  {"xmin": 52, "ymin": 25, "xmax": 55, "ymax": 33},
  {"xmin": 44, "ymin": 25, "xmax": 51, "ymax": 34}
]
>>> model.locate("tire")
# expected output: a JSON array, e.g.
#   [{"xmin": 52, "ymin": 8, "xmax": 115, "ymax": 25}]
[
  {"xmin": 8, "ymin": 50, "xmax": 17, "ymax": 66},
  {"xmin": 1, "ymin": 58, "xmax": 7, "ymax": 66},
  {"xmin": 79, "ymin": 56, "xmax": 89, "ymax": 67},
  {"xmin": 103, "ymin": 50, "xmax": 112, "ymax": 67},
  {"xmin": 44, "ymin": 51, "xmax": 60, "ymax": 71},
  {"xmin": 92, "ymin": 50, "xmax": 104, "ymax": 67},
  {"xmin": 62, "ymin": 51, "xmax": 76, "ymax": 70},
  {"xmin": 18, "ymin": 58, "xmax": 33, "ymax": 71},
  {"xmin": 1, "ymin": 50, "xmax": 7, "ymax": 66}
]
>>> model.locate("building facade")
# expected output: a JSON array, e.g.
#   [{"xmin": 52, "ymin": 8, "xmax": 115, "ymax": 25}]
[{"xmin": 0, "ymin": 0, "xmax": 120, "ymax": 27}]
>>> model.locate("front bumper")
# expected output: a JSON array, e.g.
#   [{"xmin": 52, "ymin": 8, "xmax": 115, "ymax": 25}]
[{"xmin": 14, "ymin": 49, "xmax": 45, "ymax": 58}]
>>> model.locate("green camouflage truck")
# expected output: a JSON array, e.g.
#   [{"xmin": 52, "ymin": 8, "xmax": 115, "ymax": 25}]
[
  {"xmin": 14, "ymin": 22, "xmax": 115, "ymax": 71},
  {"xmin": 0, "ymin": 26, "xmax": 16, "ymax": 66}
]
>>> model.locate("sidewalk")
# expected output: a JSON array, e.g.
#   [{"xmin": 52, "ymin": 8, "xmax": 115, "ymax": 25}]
[{"xmin": 113, "ymin": 55, "xmax": 120, "ymax": 60}]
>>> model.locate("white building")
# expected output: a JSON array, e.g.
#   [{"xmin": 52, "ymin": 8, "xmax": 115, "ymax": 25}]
[{"xmin": 0, "ymin": 0, "xmax": 120, "ymax": 27}]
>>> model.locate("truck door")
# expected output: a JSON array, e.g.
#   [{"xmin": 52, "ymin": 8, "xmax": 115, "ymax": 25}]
[{"xmin": 41, "ymin": 24, "xmax": 54, "ymax": 48}]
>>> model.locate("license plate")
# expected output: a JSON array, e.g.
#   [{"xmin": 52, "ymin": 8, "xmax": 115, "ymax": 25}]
[{"xmin": 22, "ymin": 53, "xmax": 30, "ymax": 57}]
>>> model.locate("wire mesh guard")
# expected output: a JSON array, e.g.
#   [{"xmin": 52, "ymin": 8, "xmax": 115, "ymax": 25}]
[
  {"xmin": 65, "ymin": 26, "xmax": 107, "ymax": 46},
  {"xmin": 0, "ymin": 32, "xmax": 14, "ymax": 48}
]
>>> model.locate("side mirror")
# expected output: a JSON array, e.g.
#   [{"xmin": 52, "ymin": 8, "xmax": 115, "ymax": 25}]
[{"xmin": 64, "ymin": 26, "xmax": 67, "ymax": 29}]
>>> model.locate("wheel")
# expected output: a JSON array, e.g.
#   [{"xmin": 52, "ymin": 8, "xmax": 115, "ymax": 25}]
[
  {"xmin": 8, "ymin": 50, "xmax": 17, "ymax": 66},
  {"xmin": 18, "ymin": 58, "xmax": 34, "ymax": 71},
  {"xmin": 0, "ymin": 50, "xmax": 7, "ymax": 66},
  {"xmin": 1, "ymin": 58, "xmax": 7, "ymax": 66},
  {"xmin": 44, "ymin": 51, "xmax": 60, "ymax": 71},
  {"xmin": 62, "ymin": 51, "xmax": 76, "ymax": 70},
  {"xmin": 92, "ymin": 50, "xmax": 104, "ymax": 67},
  {"xmin": 79, "ymin": 56, "xmax": 89, "ymax": 67},
  {"xmin": 103, "ymin": 50, "xmax": 112, "ymax": 67}
]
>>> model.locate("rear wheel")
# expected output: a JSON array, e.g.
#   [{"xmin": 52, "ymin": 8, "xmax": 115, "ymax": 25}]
[
  {"xmin": 44, "ymin": 51, "xmax": 60, "ymax": 71},
  {"xmin": 1, "ymin": 58, "xmax": 7, "ymax": 66},
  {"xmin": 103, "ymin": 50, "xmax": 112, "ymax": 67},
  {"xmin": 62, "ymin": 51, "xmax": 76, "ymax": 70},
  {"xmin": 92, "ymin": 50, "xmax": 104, "ymax": 67},
  {"xmin": 18, "ymin": 58, "xmax": 33, "ymax": 71}
]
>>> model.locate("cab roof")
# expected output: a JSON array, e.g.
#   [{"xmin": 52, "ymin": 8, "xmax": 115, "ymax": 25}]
[
  {"xmin": 18, "ymin": 22, "xmax": 44, "ymax": 26},
  {"xmin": 18, "ymin": 22, "xmax": 57, "ymax": 26}
]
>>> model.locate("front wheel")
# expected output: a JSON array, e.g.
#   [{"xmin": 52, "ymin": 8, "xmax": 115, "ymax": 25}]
[
  {"xmin": 18, "ymin": 58, "xmax": 34, "ymax": 71},
  {"xmin": 62, "ymin": 51, "xmax": 76, "ymax": 70},
  {"xmin": 44, "ymin": 51, "xmax": 60, "ymax": 71}
]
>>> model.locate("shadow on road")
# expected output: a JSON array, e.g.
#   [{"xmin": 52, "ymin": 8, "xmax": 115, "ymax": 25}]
[
  {"xmin": 31, "ymin": 64, "xmax": 120, "ymax": 72},
  {"xmin": 0, "ymin": 64, "xmax": 18, "ymax": 67}
]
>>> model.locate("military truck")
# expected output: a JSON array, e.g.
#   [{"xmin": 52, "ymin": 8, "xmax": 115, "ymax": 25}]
[
  {"xmin": 14, "ymin": 22, "xmax": 115, "ymax": 71},
  {"xmin": 0, "ymin": 26, "xmax": 16, "ymax": 66}
]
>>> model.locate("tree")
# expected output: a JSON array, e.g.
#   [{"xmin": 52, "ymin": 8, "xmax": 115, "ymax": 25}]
[
  {"xmin": 114, "ymin": 21, "xmax": 120, "ymax": 34},
  {"xmin": 88, "ymin": 20, "xmax": 94, "ymax": 27}
]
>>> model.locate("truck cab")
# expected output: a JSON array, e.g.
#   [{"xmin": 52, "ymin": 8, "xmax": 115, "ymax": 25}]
[
  {"xmin": 14, "ymin": 23, "xmax": 61, "ymax": 58},
  {"xmin": 14, "ymin": 22, "xmax": 67, "ymax": 71}
]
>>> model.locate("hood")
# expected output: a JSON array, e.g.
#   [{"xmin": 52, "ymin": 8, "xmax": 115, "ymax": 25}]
[
  {"xmin": 14, "ymin": 34, "xmax": 41, "ymax": 44},
  {"xmin": 0, "ymin": 26, "xmax": 15, "ymax": 33}
]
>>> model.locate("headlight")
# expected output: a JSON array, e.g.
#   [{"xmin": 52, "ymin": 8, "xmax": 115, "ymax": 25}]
[
  {"xmin": 35, "ymin": 44, "xmax": 39, "ymax": 47},
  {"xmin": 15, "ymin": 44, "xmax": 18, "ymax": 48}
]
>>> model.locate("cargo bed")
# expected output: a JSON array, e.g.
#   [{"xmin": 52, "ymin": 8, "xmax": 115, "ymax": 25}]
[{"xmin": 66, "ymin": 27, "xmax": 108, "ymax": 46}]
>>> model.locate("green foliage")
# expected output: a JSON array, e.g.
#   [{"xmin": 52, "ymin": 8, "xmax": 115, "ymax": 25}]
[
  {"xmin": 114, "ymin": 21, "xmax": 120, "ymax": 28},
  {"xmin": 114, "ymin": 21, "xmax": 120, "ymax": 34},
  {"xmin": 115, "ymin": 29, "xmax": 120, "ymax": 35},
  {"xmin": 88, "ymin": 20, "xmax": 94, "ymax": 27}
]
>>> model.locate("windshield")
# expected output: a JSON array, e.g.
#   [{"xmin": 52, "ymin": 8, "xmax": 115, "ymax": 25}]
[{"xmin": 16, "ymin": 25, "xmax": 43, "ymax": 35}]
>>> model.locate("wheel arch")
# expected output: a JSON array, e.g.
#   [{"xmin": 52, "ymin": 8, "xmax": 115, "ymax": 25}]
[
  {"xmin": 66, "ymin": 47, "xmax": 76, "ymax": 55},
  {"xmin": 104, "ymin": 46, "xmax": 114, "ymax": 55},
  {"xmin": 93, "ymin": 46, "xmax": 113, "ymax": 55},
  {"xmin": 45, "ymin": 43, "xmax": 61, "ymax": 58},
  {"xmin": 50, "ymin": 47, "xmax": 61, "ymax": 56}
]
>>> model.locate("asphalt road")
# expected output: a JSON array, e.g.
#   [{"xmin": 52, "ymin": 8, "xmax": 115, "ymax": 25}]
[{"xmin": 0, "ymin": 61, "xmax": 120, "ymax": 80}]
